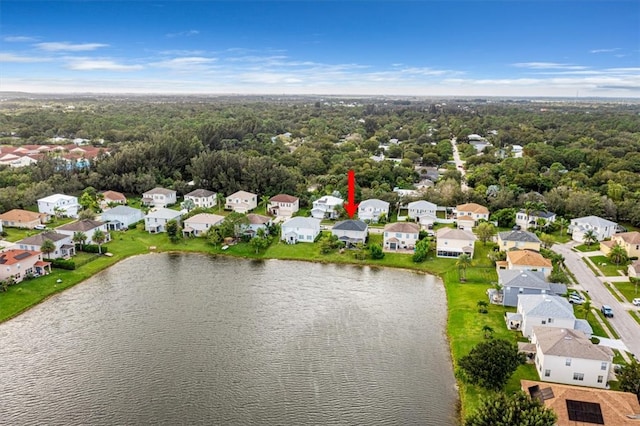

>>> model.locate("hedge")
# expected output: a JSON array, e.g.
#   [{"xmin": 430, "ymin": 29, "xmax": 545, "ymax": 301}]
[{"xmin": 50, "ymin": 258, "xmax": 76, "ymax": 270}]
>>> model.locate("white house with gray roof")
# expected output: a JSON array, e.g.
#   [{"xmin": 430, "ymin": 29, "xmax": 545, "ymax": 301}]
[
  {"xmin": 532, "ymin": 327, "xmax": 613, "ymax": 389},
  {"xmin": 142, "ymin": 187, "xmax": 177, "ymax": 208},
  {"xmin": 57, "ymin": 220, "xmax": 110, "ymax": 245},
  {"xmin": 516, "ymin": 210, "xmax": 556, "ymax": 230},
  {"xmin": 311, "ymin": 195, "xmax": 344, "ymax": 220},
  {"xmin": 569, "ymin": 215, "xmax": 618, "ymax": 243},
  {"xmin": 144, "ymin": 208, "xmax": 182, "ymax": 233},
  {"xmin": 16, "ymin": 232, "xmax": 75, "ymax": 259},
  {"xmin": 331, "ymin": 220, "xmax": 368, "ymax": 245},
  {"xmin": 101, "ymin": 206, "xmax": 144, "ymax": 230},
  {"xmin": 357, "ymin": 199, "xmax": 389, "ymax": 223},
  {"xmin": 436, "ymin": 227, "xmax": 477, "ymax": 258},
  {"xmin": 407, "ymin": 200, "xmax": 437, "ymax": 221},
  {"xmin": 497, "ymin": 270, "xmax": 567, "ymax": 307},
  {"xmin": 281, "ymin": 217, "xmax": 321, "ymax": 244},
  {"xmin": 37, "ymin": 193, "xmax": 80, "ymax": 218},
  {"xmin": 185, "ymin": 189, "xmax": 217, "ymax": 209}
]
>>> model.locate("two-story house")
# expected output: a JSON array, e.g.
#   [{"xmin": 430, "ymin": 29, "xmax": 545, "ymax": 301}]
[
  {"xmin": 100, "ymin": 190, "xmax": 127, "ymax": 209},
  {"xmin": 0, "ymin": 249, "xmax": 51, "ymax": 283},
  {"xmin": 515, "ymin": 210, "xmax": 556, "ymax": 230},
  {"xmin": 507, "ymin": 294, "xmax": 592, "ymax": 338},
  {"xmin": 456, "ymin": 203, "xmax": 489, "ymax": 231},
  {"xmin": 600, "ymin": 231, "xmax": 640, "ymax": 259},
  {"xmin": 268, "ymin": 194, "xmax": 300, "ymax": 218},
  {"xmin": 184, "ymin": 189, "xmax": 217, "ymax": 209},
  {"xmin": 142, "ymin": 187, "xmax": 177, "ymax": 208},
  {"xmin": 497, "ymin": 230, "xmax": 542, "ymax": 252},
  {"xmin": 37, "ymin": 193, "xmax": 80, "ymax": 218},
  {"xmin": 407, "ymin": 200, "xmax": 437, "ymax": 222},
  {"xmin": 497, "ymin": 250, "xmax": 553, "ymax": 277},
  {"xmin": 311, "ymin": 195, "xmax": 344, "ymax": 220},
  {"xmin": 57, "ymin": 220, "xmax": 111, "ymax": 245},
  {"xmin": 16, "ymin": 232, "xmax": 75, "ymax": 259},
  {"xmin": 331, "ymin": 220, "xmax": 368, "ymax": 246},
  {"xmin": 358, "ymin": 199, "xmax": 390, "ymax": 223},
  {"xmin": 496, "ymin": 270, "xmax": 567, "ymax": 307},
  {"xmin": 144, "ymin": 208, "xmax": 182, "ymax": 233},
  {"xmin": 183, "ymin": 213, "xmax": 224, "ymax": 237},
  {"xmin": 225, "ymin": 191, "xmax": 257, "ymax": 214},
  {"xmin": 383, "ymin": 222, "xmax": 420, "ymax": 251},
  {"xmin": 244, "ymin": 214, "xmax": 272, "ymax": 236},
  {"xmin": 569, "ymin": 216, "xmax": 618, "ymax": 243},
  {"xmin": 436, "ymin": 227, "xmax": 477, "ymax": 258},
  {"xmin": 281, "ymin": 217, "xmax": 321, "ymax": 244},
  {"xmin": 101, "ymin": 206, "xmax": 144, "ymax": 231}
]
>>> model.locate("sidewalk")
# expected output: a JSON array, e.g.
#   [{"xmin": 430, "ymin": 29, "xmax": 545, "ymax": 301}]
[{"xmin": 590, "ymin": 310, "xmax": 632, "ymax": 364}]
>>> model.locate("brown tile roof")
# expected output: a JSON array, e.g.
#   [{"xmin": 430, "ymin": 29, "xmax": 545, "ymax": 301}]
[
  {"xmin": 0, "ymin": 249, "xmax": 40, "ymax": 265},
  {"xmin": 270, "ymin": 194, "xmax": 299, "ymax": 203},
  {"xmin": 614, "ymin": 231, "xmax": 640, "ymax": 245},
  {"xmin": 246, "ymin": 214, "xmax": 271, "ymax": 225},
  {"xmin": 521, "ymin": 380, "xmax": 640, "ymax": 426},
  {"xmin": 384, "ymin": 222, "xmax": 420, "ymax": 233},
  {"xmin": 0, "ymin": 209, "xmax": 47, "ymax": 223},
  {"xmin": 533, "ymin": 327, "xmax": 613, "ymax": 360},
  {"xmin": 456, "ymin": 203, "xmax": 489, "ymax": 215},
  {"xmin": 507, "ymin": 249, "xmax": 552, "ymax": 268}
]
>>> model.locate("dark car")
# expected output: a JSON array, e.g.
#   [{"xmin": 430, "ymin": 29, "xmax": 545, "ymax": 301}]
[{"xmin": 601, "ymin": 305, "xmax": 614, "ymax": 318}]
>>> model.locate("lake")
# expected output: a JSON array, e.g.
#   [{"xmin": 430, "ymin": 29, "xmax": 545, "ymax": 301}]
[{"xmin": 0, "ymin": 253, "xmax": 458, "ymax": 425}]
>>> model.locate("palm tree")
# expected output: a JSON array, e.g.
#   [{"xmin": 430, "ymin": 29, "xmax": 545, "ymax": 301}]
[
  {"xmin": 72, "ymin": 231, "xmax": 87, "ymax": 251},
  {"xmin": 216, "ymin": 193, "xmax": 226, "ymax": 213},
  {"xmin": 608, "ymin": 242, "xmax": 629, "ymax": 266},
  {"xmin": 92, "ymin": 229, "xmax": 106, "ymax": 255},
  {"xmin": 556, "ymin": 217, "xmax": 569, "ymax": 236},
  {"xmin": 40, "ymin": 239, "xmax": 56, "ymax": 259},
  {"xmin": 260, "ymin": 195, "xmax": 270, "ymax": 215},
  {"xmin": 583, "ymin": 229, "xmax": 598, "ymax": 248},
  {"xmin": 481, "ymin": 325, "xmax": 494, "ymax": 339},
  {"xmin": 456, "ymin": 253, "xmax": 473, "ymax": 282}
]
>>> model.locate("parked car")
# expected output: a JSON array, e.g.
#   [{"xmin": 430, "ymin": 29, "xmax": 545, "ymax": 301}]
[
  {"xmin": 34, "ymin": 224, "xmax": 47, "ymax": 230},
  {"xmin": 568, "ymin": 293, "xmax": 585, "ymax": 305},
  {"xmin": 601, "ymin": 305, "xmax": 614, "ymax": 318},
  {"xmin": 632, "ymin": 298, "xmax": 640, "ymax": 306}
]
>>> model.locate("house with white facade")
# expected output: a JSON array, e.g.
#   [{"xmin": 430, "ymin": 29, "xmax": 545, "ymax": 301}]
[
  {"xmin": 495, "ymin": 270, "xmax": 567, "ymax": 307},
  {"xmin": 281, "ymin": 217, "xmax": 321, "ymax": 244},
  {"xmin": 497, "ymin": 230, "xmax": 542, "ymax": 252},
  {"xmin": 100, "ymin": 190, "xmax": 127, "ymax": 209},
  {"xmin": 358, "ymin": 199, "xmax": 389, "ymax": 223},
  {"xmin": 383, "ymin": 222, "xmax": 420, "ymax": 251},
  {"xmin": 184, "ymin": 189, "xmax": 217, "ymax": 209},
  {"xmin": 225, "ymin": 191, "xmax": 257, "ymax": 214},
  {"xmin": 331, "ymin": 220, "xmax": 368, "ymax": 246},
  {"xmin": 268, "ymin": 194, "xmax": 299, "ymax": 218},
  {"xmin": 37, "ymin": 193, "xmax": 80, "ymax": 218},
  {"xmin": 101, "ymin": 206, "xmax": 144, "ymax": 230},
  {"xmin": 183, "ymin": 213, "xmax": 224, "ymax": 237},
  {"xmin": 407, "ymin": 200, "xmax": 437, "ymax": 221},
  {"xmin": 436, "ymin": 227, "xmax": 477, "ymax": 258},
  {"xmin": 311, "ymin": 195, "xmax": 344, "ymax": 220},
  {"xmin": 569, "ymin": 216, "xmax": 618, "ymax": 243},
  {"xmin": 515, "ymin": 210, "xmax": 556, "ymax": 230},
  {"xmin": 144, "ymin": 208, "xmax": 182, "ymax": 233},
  {"xmin": 57, "ymin": 220, "xmax": 111, "ymax": 245},
  {"xmin": 532, "ymin": 327, "xmax": 613, "ymax": 389},
  {"xmin": 142, "ymin": 187, "xmax": 177, "ymax": 208},
  {"xmin": 244, "ymin": 214, "xmax": 272, "ymax": 236},
  {"xmin": 16, "ymin": 232, "xmax": 75, "ymax": 259},
  {"xmin": 0, "ymin": 249, "xmax": 51, "ymax": 283},
  {"xmin": 497, "ymin": 250, "xmax": 553, "ymax": 277},
  {"xmin": 455, "ymin": 203, "xmax": 489, "ymax": 230}
]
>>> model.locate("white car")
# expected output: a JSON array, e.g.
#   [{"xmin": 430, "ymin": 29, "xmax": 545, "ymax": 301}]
[{"xmin": 633, "ymin": 298, "xmax": 640, "ymax": 306}]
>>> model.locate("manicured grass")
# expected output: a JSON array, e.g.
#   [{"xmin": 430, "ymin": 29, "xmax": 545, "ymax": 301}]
[
  {"xmin": 574, "ymin": 243, "xmax": 599, "ymax": 252},
  {"xmin": 594, "ymin": 309, "xmax": 620, "ymax": 339},
  {"xmin": 2, "ymin": 227, "xmax": 38, "ymax": 242},
  {"xmin": 629, "ymin": 310, "xmax": 640, "ymax": 326},
  {"xmin": 582, "ymin": 258, "xmax": 602, "ymax": 276},
  {"xmin": 613, "ymin": 281, "xmax": 640, "ymax": 303},
  {"xmin": 589, "ymin": 255, "xmax": 628, "ymax": 277}
]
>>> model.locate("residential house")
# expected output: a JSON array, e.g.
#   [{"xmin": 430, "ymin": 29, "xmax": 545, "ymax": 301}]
[
  {"xmin": 600, "ymin": 231, "xmax": 640, "ymax": 258},
  {"xmin": 383, "ymin": 222, "xmax": 420, "ymax": 251},
  {"xmin": 183, "ymin": 213, "xmax": 224, "ymax": 237},
  {"xmin": 16, "ymin": 232, "xmax": 75, "ymax": 259},
  {"xmin": 100, "ymin": 190, "xmax": 127, "ymax": 209},
  {"xmin": 37, "ymin": 193, "xmax": 80, "ymax": 218},
  {"xmin": 281, "ymin": 217, "xmax": 321, "ymax": 244},
  {"xmin": 629, "ymin": 260, "xmax": 640, "ymax": 279},
  {"xmin": 455, "ymin": 203, "xmax": 489, "ymax": 230},
  {"xmin": 0, "ymin": 249, "xmax": 51, "ymax": 283},
  {"xmin": 497, "ymin": 249, "xmax": 553, "ymax": 277},
  {"xmin": 141, "ymin": 187, "xmax": 177, "ymax": 208},
  {"xmin": 407, "ymin": 200, "xmax": 437, "ymax": 222},
  {"xmin": 0, "ymin": 209, "xmax": 49, "ymax": 229},
  {"xmin": 57, "ymin": 220, "xmax": 111, "ymax": 245},
  {"xmin": 569, "ymin": 216, "xmax": 618, "ymax": 243},
  {"xmin": 144, "ymin": 208, "xmax": 182, "ymax": 233},
  {"xmin": 497, "ymin": 230, "xmax": 542, "ymax": 252},
  {"xmin": 506, "ymin": 294, "xmax": 592, "ymax": 338},
  {"xmin": 531, "ymin": 327, "xmax": 613, "ymax": 389},
  {"xmin": 516, "ymin": 210, "xmax": 556, "ymax": 230},
  {"xmin": 268, "ymin": 194, "xmax": 300, "ymax": 218},
  {"xmin": 244, "ymin": 214, "xmax": 272, "ymax": 236},
  {"xmin": 101, "ymin": 206, "xmax": 144, "ymax": 231},
  {"xmin": 331, "ymin": 220, "xmax": 368, "ymax": 246},
  {"xmin": 522, "ymin": 380, "xmax": 640, "ymax": 426},
  {"xmin": 436, "ymin": 227, "xmax": 477, "ymax": 258},
  {"xmin": 357, "ymin": 199, "xmax": 389, "ymax": 223},
  {"xmin": 225, "ymin": 190, "xmax": 257, "ymax": 214},
  {"xmin": 496, "ymin": 270, "xmax": 567, "ymax": 307},
  {"xmin": 311, "ymin": 195, "xmax": 344, "ymax": 220},
  {"xmin": 184, "ymin": 189, "xmax": 217, "ymax": 209}
]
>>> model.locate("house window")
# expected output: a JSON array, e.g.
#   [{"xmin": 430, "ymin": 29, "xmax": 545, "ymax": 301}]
[
  {"xmin": 573, "ymin": 373, "xmax": 584, "ymax": 381},
  {"xmin": 544, "ymin": 369, "xmax": 551, "ymax": 377},
  {"xmin": 566, "ymin": 358, "xmax": 571, "ymax": 366},
  {"xmin": 597, "ymin": 375, "xmax": 603, "ymax": 383},
  {"xmin": 548, "ymin": 318, "xmax": 553, "ymax": 324},
  {"xmin": 541, "ymin": 320, "xmax": 546, "ymax": 325},
  {"xmin": 601, "ymin": 362, "xmax": 607, "ymax": 370},
  {"xmin": 396, "ymin": 233, "xmax": 402, "ymax": 238}
]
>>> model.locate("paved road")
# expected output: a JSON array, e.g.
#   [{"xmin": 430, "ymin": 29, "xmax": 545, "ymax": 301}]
[
  {"xmin": 553, "ymin": 242, "xmax": 640, "ymax": 357},
  {"xmin": 449, "ymin": 138, "xmax": 469, "ymax": 191}
]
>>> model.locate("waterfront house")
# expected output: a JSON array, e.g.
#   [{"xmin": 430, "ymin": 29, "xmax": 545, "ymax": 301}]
[
  {"xmin": 357, "ymin": 199, "xmax": 389, "ymax": 223},
  {"xmin": 435, "ymin": 227, "xmax": 477, "ymax": 258},
  {"xmin": 184, "ymin": 189, "xmax": 217, "ymax": 209},
  {"xmin": 496, "ymin": 270, "xmax": 567, "ymax": 307},
  {"xmin": 600, "ymin": 231, "xmax": 640, "ymax": 258},
  {"xmin": 101, "ymin": 206, "xmax": 144, "ymax": 231},
  {"xmin": 144, "ymin": 208, "xmax": 182, "ymax": 233},
  {"xmin": 183, "ymin": 213, "xmax": 224, "ymax": 237},
  {"xmin": 455, "ymin": 203, "xmax": 489, "ymax": 231},
  {"xmin": 16, "ymin": 232, "xmax": 75, "ymax": 259},
  {"xmin": 280, "ymin": 217, "xmax": 321, "ymax": 244},
  {"xmin": 331, "ymin": 220, "xmax": 368, "ymax": 246},
  {"xmin": 141, "ymin": 187, "xmax": 177, "ymax": 208},
  {"xmin": 497, "ymin": 249, "xmax": 553, "ymax": 277},
  {"xmin": 383, "ymin": 222, "xmax": 420, "ymax": 251},
  {"xmin": 0, "ymin": 249, "xmax": 51, "ymax": 283},
  {"xmin": 507, "ymin": 294, "xmax": 592, "ymax": 338},
  {"xmin": 0, "ymin": 209, "xmax": 49, "ymax": 229},
  {"xmin": 268, "ymin": 194, "xmax": 299, "ymax": 218},
  {"xmin": 311, "ymin": 195, "xmax": 344, "ymax": 220},
  {"xmin": 100, "ymin": 190, "xmax": 127, "ymax": 209},
  {"xmin": 244, "ymin": 214, "xmax": 272, "ymax": 236},
  {"xmin": 532, "ymin": 327, "xmax": 613, "ymax": 389},
  {"xmin": 568, "ymin": 216, "xmax": 618, "ymax": 243},
  {"xmin": 57, "ymin": 220, "xmax": 111, "ymax": 245},
  {"xmin": 515, "ymin": 210, "xmax": 556, "ymax": 230},
  {"xmin": 37, "ymin": 193, "xmax": 80, "ymax": 218},
  {"xmin": 225, "ymin": 190, "xmax": 257, "ymax": 214},
  {"xmin": 497, "ymin": 230, "xmax": 542, "ymax": 252}
]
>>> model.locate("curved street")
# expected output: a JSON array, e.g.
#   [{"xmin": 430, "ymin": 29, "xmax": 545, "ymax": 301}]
[{"xmin": 553, "ymin": 242, "xmax": 640, "ymax": 358}]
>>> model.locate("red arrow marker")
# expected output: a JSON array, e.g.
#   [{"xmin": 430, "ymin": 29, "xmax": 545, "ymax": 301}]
[{"xmin": 343, "ymin": 169, "xmax": 359, "ymax": 218}]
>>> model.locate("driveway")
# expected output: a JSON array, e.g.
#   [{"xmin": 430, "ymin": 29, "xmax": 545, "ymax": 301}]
[
  {"xmin": 450, "ymin": 138, "xmax": 469, "ymax": 191},
  {"xmin": 553, "ymin": 242, "xmax": 640, "ymax": 357}
]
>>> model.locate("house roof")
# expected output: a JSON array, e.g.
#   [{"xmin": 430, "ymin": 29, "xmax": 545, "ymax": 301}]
[
  {"xmin": 314, "ymin": 195, "xmax": 344, "ymax": 205},
  {"xmin": 630, "ymin": 260, "xmax": 640, "ymax": 274},
  {"xmin": 17, "ymin": 232, "xmax": 69, "ymax": 245},
  {"xmin": 507, "ymin": 250, "xmax": 552, "ymax": 268},
  {"xmin": 269, "ymin": 194, "xmax": 299, "ymax": 203},
  {"xmin": 408, "ymin": 200, "xmax": 437, "ymax": 209},
  {"xmin": 498, "ymin": 230, "xmax": 541, "ymax": 243},
  {"xmin": 333, "ymin": 220, "xmax": 368, "ymax": 232},
  {"xmin": 102, "ymin": 206, "xmax": 143, "ymax": 217},
  {"xmin": 184, "ymin": 213, "xmax": 224, "ymax": 226},
  {"xmin": 282, "ymin": 217, "xmax": 321, "ymax": 229},
  {"xmin": 0, "ymin": 249, "xmax": 39, "ymax": 265},
  {"xmin": 57, "ymin": 219, "xmax": 106, "ymax": 232},
  {"xmin": 185, "ymin": 189, "xmax": 216, "ymax": 198},
  {"xmin": 38, "ymin": 193, "xmax": 76, "ymax": 203},
  {"xmin": 436, "ymin": 227, "xmax": 477, "ymax": 241},
  {"xmin": 101, "ymin": 190, "xmax": 126, "ymax": 202},
  {"xmin": 143, "ymin": 187, "xmax": 176, "ymax": 196},
  {"xmin": 518, "ymin": 295, "xmax": 574, "ymax": 319},
  {"xmin": 533, "ymin": 327, "xmax": 613, "ymax": 360},
  {"xmin": 518, "ymin": 210, "xmax": 556, "ymax": 219},
  {"xmin": 499, "ymin": 269, "xmax": 548, "ymax": 289},
  {"xmin": 145, "ymin": 208, "xmax": 182, "ymax": 220},
  {"xmin": 0, "ymin": 209, "xmax": 46, "ymax": 222},
  {"xmin": 384, "ymin": 222, "xmax": 420, "ymax": 233},
  {"xmin": 228, "ymin": 190, "xmax": 257, "ymax": 199},
  {"xmin": 456, "ymin": 203, "xmax": 489, "ymax": 215},
  {"xmin": 571, "ymin": 215, "xmax": 617, "ymax": 228},
  {"xmin": 614, "ymin": 231, "xmax": 640, "ymax": 245},
  {"xmin": 247, "ymin": 214, "xmax": 271, "ymax": 225},
  {"xmin": 359, "ymin": 198, "xmax": 389, "ymax": 209},
  {"xmin": 521, "ymin": 380, "xmax": 640, "ymax": 426}
]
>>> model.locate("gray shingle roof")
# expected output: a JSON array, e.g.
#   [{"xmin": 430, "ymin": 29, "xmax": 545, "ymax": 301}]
[
  {"xmin": 518, "ymin": 295, "xmax": 574, "ymax": 319},
  {"xmin": 18, "ymin": 232, "xmax": 69, "ymax": 245},
  {"xmin": 533, "ymin": 327, "xmax": 613, "ymax": 360},
  {"xmin": 499, "ymin": 230, "xmax": 541, "ymax": 243},
  {"xmin": 499, "ymin": 270, "xmax": 549, "ymax": 289},
  {"xmin": 186, "ymin": 189, "xmax": 216, "ymax": 198},
  {"xmin": 57, "ymin": 220, "xmax": 106, "ymax": 232},
  {"xmin": 333, "ymin": 220, "xmax": 368, "ymax": 232},
  {"xmin": 102, "ymin": 206, "xmax": 142, "ymax": 217}
]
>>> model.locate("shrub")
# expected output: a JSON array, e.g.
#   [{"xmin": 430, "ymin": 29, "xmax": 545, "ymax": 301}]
[
  {"xmin": 50, "ymin": 258, "xmax": 76, "ymax": 270},
  {"xmin": 82, "ymin": 244, "xmax": 108, "ymax": 254}
]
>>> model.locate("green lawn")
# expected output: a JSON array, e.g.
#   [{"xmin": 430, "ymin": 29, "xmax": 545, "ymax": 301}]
[
  {"xmin": 589, "ymin": 255, "xmax": 628, "ymax": 277},
  {"xmin": 2, "ymin": 227, "xmax": 38, "ymax": 242},
  {"xmin": 574, "ymin": 243, "xmax": 599, "ymax": 252},
  {"xmin": 594, "ymin": 309, "xmax": 620, "ymax": 339},
  {"xmin": 612, "ymin": 281, "xmax": 640, "ymax": 303},
  {"xmin": 629, "ymin": 310, "xmax": 640, "ymax": 326}
]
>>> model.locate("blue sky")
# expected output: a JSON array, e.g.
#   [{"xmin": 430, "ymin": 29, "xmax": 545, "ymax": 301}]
[{"xmin": 1, "ymin": 1, "xmax": 639, "ymax": 97}]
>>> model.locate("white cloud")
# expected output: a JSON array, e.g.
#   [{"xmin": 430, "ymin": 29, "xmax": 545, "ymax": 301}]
[
  {"xmin": 151, "ymin": 57, "xmax": 217, "ymax": 72},
  {"xmin": 512, "ymin": 62, "xmax": 587, "ymax": 70},
  {"xmin": 590, "ymin": 48, "xmax": 621, "ymax": 54},
  {"xmin": 3, "ymin": 36, "xmax": 38, "ymax": 42},
  {"xmin": 166, "ymin": 30, "xmax": 199, "ymax": 38},
  {"xmin": 0, "ymin": 52, "xmax": 50, "ymax": 63},
  {"xmin": 66, "ymin": 59, "xmax": 143, "ymax": 71},
  {"xmin": 36, "ymin": 42, "xmax": 108, "ymax": 52}
]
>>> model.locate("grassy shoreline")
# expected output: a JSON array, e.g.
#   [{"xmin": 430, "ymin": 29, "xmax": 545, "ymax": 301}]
[{"xmin": 0, "ymin": 229, "xmax": 536, "ymax": 419}]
